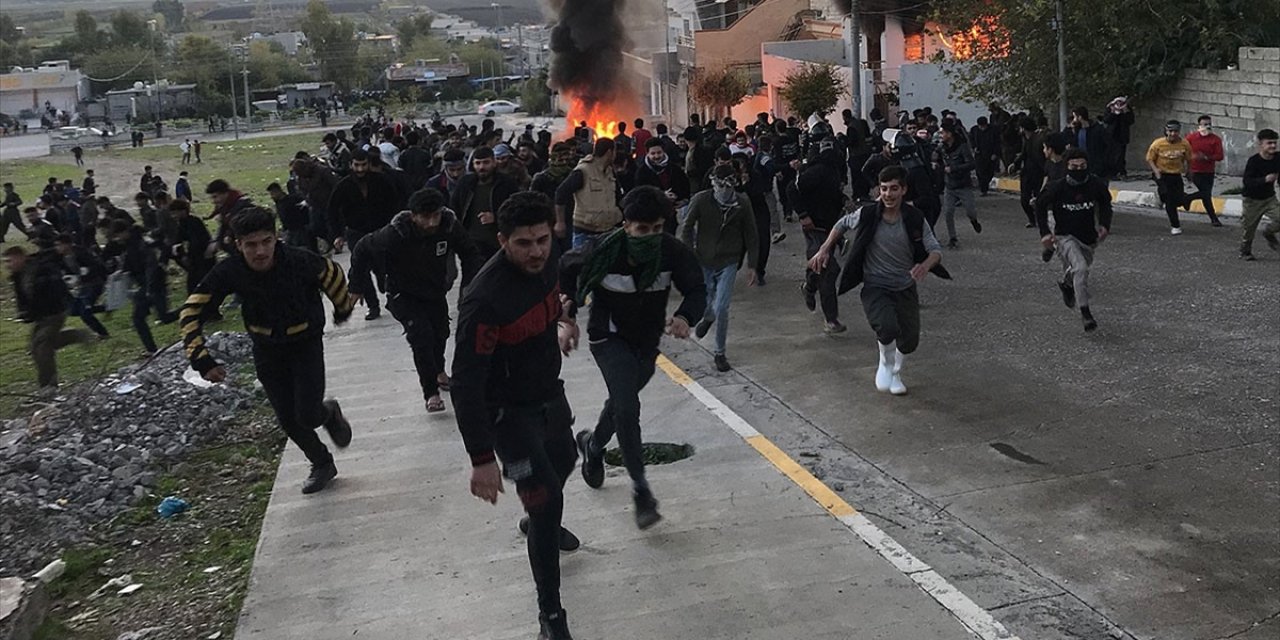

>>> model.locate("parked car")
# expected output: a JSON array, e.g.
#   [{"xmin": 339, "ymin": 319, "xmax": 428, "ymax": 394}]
[{"xmin": 478, "ymin": 100, "xmax": 520, "ymax": 117}]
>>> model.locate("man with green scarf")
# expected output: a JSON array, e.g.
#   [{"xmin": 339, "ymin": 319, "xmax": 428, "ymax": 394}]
[
  {"xmin": 560, "ymin": 185, "xmax": 706, "ymax": 530},
  {"xmin": 532, "ymin": 141, "xmax": 579, "ymax": 253}
]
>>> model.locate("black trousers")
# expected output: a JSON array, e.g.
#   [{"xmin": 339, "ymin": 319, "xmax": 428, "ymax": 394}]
[
  {"xmin": 1156, "ymin": 173, "xmax": 1190, "ymax": 228},
  {"xmin": 254, "ymin": 337, "xmax": 334, "ymax": 467},
  {"xmin": 804, "ymin": 229, "xmax": 840, "ymax": 323},
  {"xmin": 860, "ymin": 284, "xmax": 921, "ymax": 354},
  {"xmin": 388, "ymin": 296, "xmax": 449, "ymax": 399},
  {"xmin": 491, "ymin": 384, "xmax": 577, "ymax": 615},
  {"xmin": 975, "ymin": 158, "xmax": 996, "ymax": 195},
  {"xmin": 344, "ymin": 228, "xmax": 382, "ymax": 312},
  {"xmin": 1191, "ymin": 172, "xmax": 1220, "ymax": 222},
  {"xmin": 0, "ymin": 208, "xmax": 27, "ymax": 240},
  {"xmin": 589, "ymin": 337, "xmax": 657, "ymax": 491},
  {"xmin": 776, "ymin": 167, "xmax": 796, "ymax": 216},
  {"xmin": 751, "ymin": 194, "xmax": 771, "ymax": 279},
  {"xmin": 1019, "ymin": 173, "xmax": 1043, "ymax": 225}
]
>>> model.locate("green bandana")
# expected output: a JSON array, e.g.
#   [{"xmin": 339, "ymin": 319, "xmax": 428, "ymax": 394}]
[{"xmin": 576, "ymin": 229, "xmax": 664, "ymax": 304}]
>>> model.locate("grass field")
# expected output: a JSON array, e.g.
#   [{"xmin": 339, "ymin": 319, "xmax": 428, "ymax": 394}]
[{"xmin": 0, "ymin": 132, "xmax": 320, "ymax": 418}]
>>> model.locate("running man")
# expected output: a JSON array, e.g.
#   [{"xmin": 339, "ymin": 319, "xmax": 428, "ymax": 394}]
[
  {"xmin": 1145, "ymin": 120, "xmax": 1196, "ymax": 235},
  {"xmin": 1036, "ymin": 149, "xmax": 1113, "ymax": 331},
  {"xmin": 451, "ymin": 192, "xmax": 580, "ymax": 640},
  {"xmin": 350, "ymin": 188, "xmax": 483, "ymax": 413},
  {"xmin": 808, "ymin": 166, "xmax": 950, "ymax": 395},
  {"xmin": 1239, "ymin": 128, "xmax": 1280, "ymax": 260},
  {"xmin": 180, "ymin": 207, "xmax": 356, "ymax": 494},
  {"xmin": 560, "ymin": 186, "xmax": 706, "ymax": 529}
]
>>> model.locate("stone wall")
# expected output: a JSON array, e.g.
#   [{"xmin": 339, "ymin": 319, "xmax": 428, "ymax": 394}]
[{"xmin": 1130, "ymin": 47, "xmax": 1280, "ymax": 176}]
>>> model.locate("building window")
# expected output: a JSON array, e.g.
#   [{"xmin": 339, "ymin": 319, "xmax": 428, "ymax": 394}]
[{"xmin": 903, "ymin": 33, "xmax": 924, "ymax": 62}]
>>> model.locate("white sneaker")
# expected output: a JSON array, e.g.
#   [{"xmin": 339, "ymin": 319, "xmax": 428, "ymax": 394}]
[
  {"xmin": 1171, "ymin": 227, "xmax": 1183, "ymax": 236},
  {"xmin": 889, "ymin": 350, "xmax": 908, "ymax": 396},
  {"xmin": 875, "ymin": 342, "xmax": 896, "ymax": 392}
]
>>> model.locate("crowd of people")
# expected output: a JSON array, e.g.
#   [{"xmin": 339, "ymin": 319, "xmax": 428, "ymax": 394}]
[{"xmin": 4, "ymin": 99, "xmax": 1279, "ymax": 639}]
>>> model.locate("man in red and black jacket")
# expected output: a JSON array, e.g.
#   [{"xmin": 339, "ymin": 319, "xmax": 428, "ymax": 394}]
[
  {"xmin": 450, "ymin": 191, "xmax": 579, "ymax": 640},
  {"xmin": 1185, "ymin": 114, "xmax": 1225, "ymax": 226}
]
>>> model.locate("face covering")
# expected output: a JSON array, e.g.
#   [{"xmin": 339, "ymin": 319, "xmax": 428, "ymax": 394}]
[
  {"xmin": 648, "ymin": 154, "xmax": 668, "ymax": 169},
  {"xmin": 712, "ymin": 180, "xmax": 737, "ymax": 206},
  {"xmin": 1066, "ymin": 168, "xmax": 1089, "ymax": 185}
]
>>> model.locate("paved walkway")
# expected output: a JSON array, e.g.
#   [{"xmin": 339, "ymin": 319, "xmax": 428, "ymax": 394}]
[
  {"xmin": 233, "ymin": 296, "xmax": 994, "ymax": 639},
  {"xmin": 993, "ymin": 175, "xmax": 1247, "ymax": 218}
]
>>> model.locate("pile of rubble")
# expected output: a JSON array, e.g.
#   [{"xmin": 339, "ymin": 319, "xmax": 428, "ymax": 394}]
[{"xmin": 0, "ymin": 333, "xmax": 258, "ymax": 575}]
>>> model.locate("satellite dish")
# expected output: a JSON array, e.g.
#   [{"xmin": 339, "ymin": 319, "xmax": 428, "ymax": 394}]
[{"xmin": 133, "ymin": 81, "xmax": 145, "ymax": 90}]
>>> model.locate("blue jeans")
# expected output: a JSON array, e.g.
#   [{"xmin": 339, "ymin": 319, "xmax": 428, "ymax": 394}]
[
  {"xmin": 572, "ymin": 230, "xmax": 604, "ymax": 250},
  {"xmin": 701, "ymin": 264, "xmax": 738, "ymax": 355}
]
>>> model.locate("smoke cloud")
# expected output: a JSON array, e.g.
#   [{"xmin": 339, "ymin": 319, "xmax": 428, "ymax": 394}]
[{"xmin": 546, "ymin": 0, "xmax": 630, "ymax": 110}]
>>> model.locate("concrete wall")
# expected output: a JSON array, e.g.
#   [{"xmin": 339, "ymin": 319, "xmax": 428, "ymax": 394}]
[
  {"xmin": 898, "ymin": 62, "xmax": 986, "ymax": 125},
  {"xmin": 694, "ymin": 0, "xmax": 811, "ymax": 69},
  {"xmin": 761, "ymin": 42, "xmax": 853, "ymax": 121},
  {"xmin": 1131, "ymin": 47, "xmax": 1280, "ymax": 176}
]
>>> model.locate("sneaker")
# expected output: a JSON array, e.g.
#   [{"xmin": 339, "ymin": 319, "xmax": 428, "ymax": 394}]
[
  {"xmin": 971, "ymin": 218, "xmax": 983, "ymax": 233},
  {"xmin": 1058, "ymin": 280, "xmax": 1076, "ymax": 309},
  {"xmin": 713, "ymin": 354, "xmax": 731, "ymax": 372},
  {"xmin": 1041, "ymin": 247, "xmax": 1055, "ymax": 263},
  {"xmin": 1240, "ymin": 252, "xmax": 1256, "ymax": 261},
  {"xmin": 1081, "ymin": 307, "xmax": 1097, "ymax": 332},
  {"xmin": 518, "ymin": 517, "xmax": 582, "ymax": 552},
  {"xmin": 576, "ymin": 430, "xmax": 604, "ymax": 489},
  {"xmin": 1265, "ymin": 231, "xmax": 1279, "ymax": 252},
  {"xmin": 694, "ymin": 317, "xmax": 713, "ymax": 339},
  {"xmin": 1170, "ymin": 227, "xmax": 1182, "ymax": 236},
  {"xmin": 800, "ymin": 284, "xmax": 816, "ymax": 312},
  {"xmin": 322, "ymin": 399, "xmax": 352, "ymax": 448},
  {"xmin": 771, "ymin": 232, "xmax": 786, "ymax": 244},
  {"xmin": 1025, "ymin": 222, "xmax": 1035, "ymax": 229},
  {"xmin": 634, "ymin": 489, "xmax": 663, "ymax": 530},
  {"xmin": 1210, "ymin": 219, "xmax": 1223, "ymax": 227},
  {"xmin": 538, "ymin": 609, "xmax": 574, "ymax": 640},
  {"xmin": 947, "ymin": 238, "xmax": 958, "ymax": 249},
  {"xmin": 823, "ymin": 321, "xmax": 846, "ymax": 334},
  {"xmin": 301, "ymin": 461, "xmax": 337, "ymax": 494},
  {"xmin": 364, "ymin": 307, "xmax": 381, "ymax": 320}
]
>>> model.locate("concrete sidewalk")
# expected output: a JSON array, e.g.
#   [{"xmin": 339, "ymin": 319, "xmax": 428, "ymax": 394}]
[
  {"xmin": 233, "ymin": 310, "xmax": 987, "ymax": 639},
  {"xmin": 993, "ymin": 174, "xmax": 1249, "ymax": 218}
]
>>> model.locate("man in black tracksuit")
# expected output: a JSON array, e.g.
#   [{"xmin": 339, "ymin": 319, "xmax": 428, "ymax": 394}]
[
  {"xmin": 181, "ymin": 207, "xmax": 357, "ymax": 494},
  {"xmin": 451, "ymin": 146, "xmax": 520, "ymax": 260},
  {"xmin": 791, "ymin": 148, "xmax": 848, "ymax": 332},
  {"xmin": 350, "ymin": 188, "xmax": 484, "ymax": 413},
  {"xmin": 451, "ymin": 192, "xmax": 578, "ymax": 640},
  {"xmin": 560, "ymin": 186, "xmax": 706, "ymax": 530},
  {"xmin": 1036, "ymin": 149, "xmax": 1113, "ymax": 332},
  {"xmin": 329, "ymin": 149, "xmax": 403, "ymax": 319}
]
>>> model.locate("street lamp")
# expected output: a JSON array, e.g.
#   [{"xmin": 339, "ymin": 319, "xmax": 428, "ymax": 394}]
[
  {"xmin": 491, "ymin": 3, "xmax": 503, "ymax": 32},
  {"xmin": 147, "ymin": 20, "xmax": 161, "ymax": 124}
]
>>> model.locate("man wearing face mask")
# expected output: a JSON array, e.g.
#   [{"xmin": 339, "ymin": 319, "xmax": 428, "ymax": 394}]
[
  {"xmin": 632, "ymin": 137, "xmax": 691, "ymax": 232},
  {"xmin": 1145, "ymin": 120, "xmax": 1197, "ymax": 235},
  {"xmin": 350, "ymin": 188, "xmax": 484, "ymax": 414},
  {"xmin": 560, "ymin": 186, "xmax": 706, "ymax": 529},
  {"xmin": 1036, "ymin": 149, "xmax": 1113, "ymax": 332},
  {"xmin": 532, "ymin": 142, "xmax": 579, "ymax": 252},
  {"xmin": 1184, "ymin": 115, "xmax": 1225, "ymax": 227},
  {"xmin": 681, "ymin": 164, "xmax": 759, "ymax": 372}
]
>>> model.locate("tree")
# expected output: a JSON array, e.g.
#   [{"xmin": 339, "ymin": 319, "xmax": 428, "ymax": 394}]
[
  {"xmin": 110, "ymin": 10, "xmax": 152, "ymax": 48},
  {"xmin": 690, "ymin": 66, "xmax": 752, "ymax": 114},
  {"xmin": 82, "ymin": 45, "xmax": 155, "ymax": 91},
  {"xmin": 152, "ymin": 0, "xmax": 185, "ymax": 32},
  {"xmin": 247, "ymin": 41, "xmax": 311, "ymax": 89},
  {"xmin": 932, "ymin": 0, "xmax": 1280, "ymax": 115},
  {"xmin": 396, "ymin": 14, "xmax": 434, "ymax": 50},
  {"xmin": 172, "ymin": 35, "xmax": 236, "ymax": 112},
  {"xmin": 520, "ymin": 73, "xmax": 552, "ymax": 115},
  {"xmin": 0, "ymin": 14, "xmax": 19, "ymax": 44},
  {"xmin": 777, "ymin": 63, "xmax": 847, "ymax": 118},
  {"xmin": 301, "ymin": 0, "xmax": 360, "ymax": 90},
  {"xmin": 455, "ymin": 40, "xmax": 504, "ymax": 78},
  {"xmin": 0, "ymin": 14, "xmax": 33, "ymax": 70}
]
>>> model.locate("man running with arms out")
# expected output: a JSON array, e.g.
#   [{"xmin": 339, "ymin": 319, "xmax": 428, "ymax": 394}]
[
  {"xmin": 1036, "ymin": 149, "xmax": 1113, "ymax": 331},
  {"xmin": 180, "ymin": 207, "xmax": 356, "ymax": 494},
  {"xmin": 808, "ymin": 166, "xmax": 950, "ymax": 395},
  {"xmin": 560, "ymin": 186, "xmax": 706, "ymax": 530},
  {"xmin": 350, "ymin": 188, "xmax": 484, "ymax": 414},
  {"xmin": 451, "ymin": 192, "xmax": 580, "ymax": 640},
  {"xmin": 1239, "ymin": 128, "xmax": 1280, "ymax": 261}
]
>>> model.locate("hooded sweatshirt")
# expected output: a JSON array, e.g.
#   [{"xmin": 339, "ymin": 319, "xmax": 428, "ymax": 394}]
[{"xmin": 349, "ymin": 209, "xmax": 482, "ymax": 304}]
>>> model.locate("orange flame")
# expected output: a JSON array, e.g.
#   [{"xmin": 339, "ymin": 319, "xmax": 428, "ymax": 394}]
[
  {"xmin": 564, "ymin": 94, "xmax": 628, "ymax": 140},
  {"xmin": 938, "ymin": 16, "xmax": 1009, "ymax": 60}
]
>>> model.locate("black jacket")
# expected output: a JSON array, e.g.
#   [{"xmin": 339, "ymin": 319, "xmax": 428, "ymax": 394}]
[
  {"xmin": 451, "ymin": 251, "xmax": 566, "ymax": 467},
  {"xmin": 329, "ymin": 171, "xmax": 403, "ymax": 236},
  {"xmin": 632, "ymin": 160, "xmax": 691, "ymax": 231},
  {"xmin": 936, "ymin": 140, "xmax": 976, "ymax": 190},
  {"xmin": 61, "ymin": 245, "xmax": 107, "ymax": 288},
  {"xmin": 969, "ymin": 125, "xmax": 1001, "ymax": 163},
  {"xmin": 10, "ymin": 250, "xmax": 68, "ymax": 321},
  {"xmin": 273, "ymin": 192, "xmax": 310, "ymax": 232},
  {"xmin": 1063, "ymin": 124, "xmax": 1112, "ymax": 178},
  {"xmin": 837, "ymin": 203, "xmax": 951, "ymax": 294},
  {"xmin": 180, "ymin": 244, "xmax": 355, "ymax": 373},
  {"xmin": 349, "ymin": 209, "xmax": 483, "ymax": 304},
  {"xmin": 1035, "ymin": 176, "xmax": 1113, "ymax": 245},
  {"xmin": 560, "ymin": 233, "xmax": 706, "ymax": 351},
  {"xmin": 450, "ymin": 173, "xmax": 519, "ymax": 255},
  {"xmin": 793, "ymin": 152, "xmax": 846, "ymax": 230}
]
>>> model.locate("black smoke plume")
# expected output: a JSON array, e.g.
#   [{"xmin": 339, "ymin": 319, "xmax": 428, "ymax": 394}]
[{"xmin": 547, "ymin": 0, "xmax": 630, "ymax": 109}]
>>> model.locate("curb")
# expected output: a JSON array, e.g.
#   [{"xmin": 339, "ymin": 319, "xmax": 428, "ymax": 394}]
[{"xmin": 993, "ymin": 178, "xmax": 1243, "ymax": 219}]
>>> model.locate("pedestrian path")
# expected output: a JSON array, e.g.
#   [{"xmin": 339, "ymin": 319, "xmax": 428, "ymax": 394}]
[
  {"xmin": 993, "ymin": 175, "xmax": 1246, "ymax": 218},
  {"xmin": 233, "ymin": 311, "xmax": 998, "ymax": 639}
]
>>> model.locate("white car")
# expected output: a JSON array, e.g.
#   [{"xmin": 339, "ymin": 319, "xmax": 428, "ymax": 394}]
[{"xmin": 478, "ymin": 100, "xmax": 519, "ymax": 117}]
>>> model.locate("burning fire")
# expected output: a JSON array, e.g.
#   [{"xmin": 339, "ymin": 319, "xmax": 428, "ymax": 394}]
[
  {"xmin": 936, "ymin": 16, "xmax": 1009, "ymax": 60},
  {"xmin": 564, "ymin": 94, "xmax": 629, "ymax": 140}
]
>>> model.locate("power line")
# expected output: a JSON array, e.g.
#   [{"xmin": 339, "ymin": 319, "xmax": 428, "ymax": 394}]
[{"xmin": 81, "ymin": 48, "xmax": 155, "ymax": 82}]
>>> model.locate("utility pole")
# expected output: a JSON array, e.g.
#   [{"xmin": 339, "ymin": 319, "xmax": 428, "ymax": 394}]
[
  {"xmin": 148, "ymin": 20, "xmax": 161, "ymax": 124},
  {"xmin": 229, "ymin": 54, "xmax": 240, "ymax": 140},
  {"xmin": 843, "ymin": 1, "xmax": 862, "ymax": 118},
  {"xmin": 517, "ymin": 24, "xmax": 525, "ymax": 80},
  {"xmin": 1054, "ymin": 0, "xmax": 1069, "ymax": 129}
]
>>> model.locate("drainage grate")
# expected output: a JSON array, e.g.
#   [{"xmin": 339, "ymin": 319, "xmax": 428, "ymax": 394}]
[{"xmin": 604, "ymin": 442, "xmax": 695, "ymax": 466}]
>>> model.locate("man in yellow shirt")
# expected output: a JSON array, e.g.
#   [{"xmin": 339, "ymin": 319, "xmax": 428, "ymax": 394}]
[{"xmin": 1146, "ymin": 120, "xmax": 1197, "ymax": 235}]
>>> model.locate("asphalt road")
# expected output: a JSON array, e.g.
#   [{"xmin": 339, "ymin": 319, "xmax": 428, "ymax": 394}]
[{"xmin": 662, "ymin": 194, "xmax": 1279, "ymax": 640}]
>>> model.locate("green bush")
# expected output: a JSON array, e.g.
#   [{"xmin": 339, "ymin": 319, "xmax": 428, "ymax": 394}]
[{"xmin": 474, "ymin": 89, "xmax": 498, "ymax": 103}]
